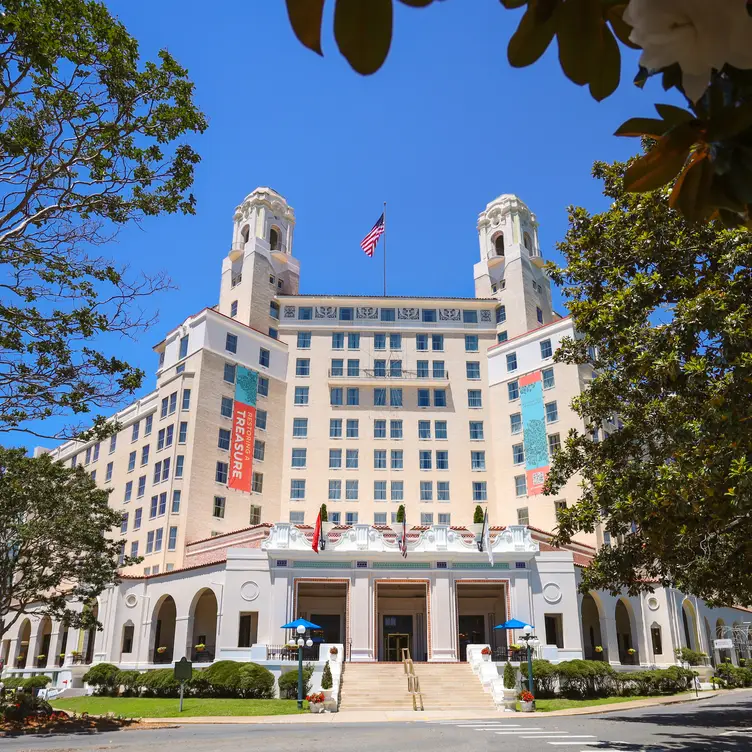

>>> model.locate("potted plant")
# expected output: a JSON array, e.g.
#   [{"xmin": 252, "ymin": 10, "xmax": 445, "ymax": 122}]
[
  {"xmin": 480, "ymin": 646, "xmax": 492, "ymax": 661},
  {"xmin": 502, "ymin": 662, "xmax": 517, "ymax": 711},
  {"xmin": 329, "ymin": 645, "xmax": 339, "ymax": 660},
  {"xmin": 306, "ymin": 692, "xmax": 325, "ymax": 712},
  {"xmin": 321, "ymin": 660, "xmax": 333, "ymax": 701},
  {"xmin": 58, "ymin": 652, "xmax": 66, "ymax": 666},
  {"xmin": 157, "ymin": 646, "xmax": 167, "ymax": 654},
  {"xmin": 70, "ymin": 650, "xmax": 82, "ymax": 664},
  {"xmin": 519, "ymin": 689, "xmax": 535, "ymax": 712},
  {"xmin": 36, "ymin": 654, "xmax": 47, "ymax": 667},
  {"xmin": 195, "ymin": 643, "xmax": 206, "ymax": 653},
  {"xmin": 594, "ymin": 645, "xmax": 603, "ymax": 653}
]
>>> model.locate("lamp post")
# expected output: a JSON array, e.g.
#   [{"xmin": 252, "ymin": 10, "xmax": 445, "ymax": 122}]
[
  {"xmin": 289, "ymin": 625, "xmax": 314, "ymax": 710},
  {"xmin": 520, "ymin": 624, "xmax": 540, "ymax": 698}
]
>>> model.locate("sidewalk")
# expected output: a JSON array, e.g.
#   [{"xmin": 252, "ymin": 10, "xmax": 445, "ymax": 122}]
[{"xmin": 140, "ymin": 690, "xmax": 723, "ymax": 725}]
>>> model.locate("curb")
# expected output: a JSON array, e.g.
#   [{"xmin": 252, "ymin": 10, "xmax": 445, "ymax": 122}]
[{"xmin": 526, "ymin": 691, "xmax": 721, "ymax": 717}]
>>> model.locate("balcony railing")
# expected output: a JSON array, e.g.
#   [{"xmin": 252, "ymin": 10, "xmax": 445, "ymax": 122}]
[{"xmin": 328, "ymin": 368, "xmax": 450, "ymax": 381}]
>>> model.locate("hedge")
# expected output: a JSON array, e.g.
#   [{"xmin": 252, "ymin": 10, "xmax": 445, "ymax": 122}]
[
  {"xmin": 1, "ymin": 675, "xmax": 52, "ymax": 692},
  {"xmin": 278, "ymin": 664, "xmax": 313, "ymax": 699},
  {"xmin": 715, "ymin": 663, "xmax": 752, "ymax": 688},
  {"xmin": 83, "ymin": 663, "xmax": 120, "ymax": 695}
]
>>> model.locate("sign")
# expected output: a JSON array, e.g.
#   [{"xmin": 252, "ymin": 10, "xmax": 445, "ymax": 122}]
[
  {"xmin": 228, "ymin": 366, "xmax": 258, "ymax": 493},
  {"xmin": 174, "ymin": 657, "xmax": 193, "ymax": 680},
  {"xmin": 520, "ymin": 371, "xmax": 550, "ymax": 495},
  {"xmin": 714, "ymin": 638, "xmax": 733, "ymax": 650}
]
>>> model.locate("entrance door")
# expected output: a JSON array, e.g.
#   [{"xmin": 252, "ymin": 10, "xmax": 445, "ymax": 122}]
[
  {"xmin": 311, "ymin": 614, "xmax": 341, "ymax": 644},
  {"xmin": 458, "ymin": 615, "xmax": 485, "ymax": 661},
  {"xmin": 386, "ymin": 633, "xmax": 410, "ymax": 662},
  {"xmin": 383, "ymin": 615, "xmax": 413, "ymax": 661}
]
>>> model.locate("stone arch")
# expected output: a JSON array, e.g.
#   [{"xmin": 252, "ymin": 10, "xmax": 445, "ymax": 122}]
[
  {"xmin": 151, "ymin": 595, "xmax": 177, "ymax": 664},
  {"xmin": 269, "ymin": 225, "xmax": 281, "ymax": 251},
  {"xmin": 615, "ymin": 598, "xmax": 638, "ymax": 665},
  {"xmin": 188, "ymin": 587, "xmax": 219, "ymax": 662},
  {"xmin": 34, "ymin": 615, "xmax": 53, "ymax": 668},
  {"xmin": 15, "ymin": 618, "xmax": 31, "ymax": 667},
  {"xmin": 523, "ymin": 231, "xmax": 532, "ymax": 252},
  {"xmin": 240, "ymin": 224, "xmax": 250, "ymax": 244},
  {"xmin": 580, "ymin": 592, "xmax": 606, "ymax": 661},
  {"xmin": 681, "ymin": 599, "xmax": 700, "ymax": 651},
  {"xmin": 492, "ymin": 232, "xmax": 504, "ymax": 257}
]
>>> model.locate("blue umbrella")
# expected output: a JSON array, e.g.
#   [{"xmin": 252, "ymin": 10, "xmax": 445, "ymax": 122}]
[
  {"xmin": 493, "ymin": 618, "xmax": 533, "ymax": 630},
  {"xmin": 281, "ymin": 618, "xmax": 321, "ymax": 630}
]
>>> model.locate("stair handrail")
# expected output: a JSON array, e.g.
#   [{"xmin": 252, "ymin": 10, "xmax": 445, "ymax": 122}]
[{"xmin": 401, "ymin": 647, "xmax": 423, "ymax": 711}]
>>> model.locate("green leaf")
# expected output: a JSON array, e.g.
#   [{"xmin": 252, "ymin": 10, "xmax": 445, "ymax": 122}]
[
  {"xmin": 285, "ymin": 0, "xmax": 326, "ymax": 55},
  {"xmin": 670, "ymin": 154, "xmax": 714, "ymax": 223},
  {"xmin": 508, "ymin": 3, "xmax": 558, "ymax": 68},
  {"xmin": 706, "ymin": 102, "xmax": 752, "ymax": 141},
  {"xmin": 588, "ymin": 24, "xmax": 620, "ymax": 101},
  {"xmin": 614, "ymin": 117, "xmax": 671, "ymax": 138},
  {"xmin": 334, "ymin": 0, "xmax": 393, "ymax": 75},
  {"xmin": 661, "ymin": 64, "xmax": 683, "ymax": 92},
  {"xmin": 500, "ymin": 0, "xmax": 528, "ymax": 7},
  {"xmin": 556, "ymin": 0, "xmax": 603, "ymax": 86},
  {"xmin": 708, "ymin": 176, "xmax": 747, "ymax": 213},
  {"xmin": 654, "ymin": 103, "xmax": 695, "ymax": 128},
  {"xmin": 623, "ymin": 125, "xmax": 698, "ymax": 192},
  {"xmin": 398, "ymin": 0, "xmax": 434, "ymax": 5}
]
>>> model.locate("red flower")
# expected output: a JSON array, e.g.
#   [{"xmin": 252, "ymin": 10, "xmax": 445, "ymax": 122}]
[{"xmin": 520, "ymin": 690, "xmax": 535, "ymax": 703}]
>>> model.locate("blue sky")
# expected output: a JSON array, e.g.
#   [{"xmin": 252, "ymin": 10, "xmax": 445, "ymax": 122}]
[{"xmin": 19, "ymin": 2, "xmax": 675, "ymax": 450}]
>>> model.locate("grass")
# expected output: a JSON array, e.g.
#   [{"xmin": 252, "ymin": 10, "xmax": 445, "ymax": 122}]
[
  {"xmin": 51, "ymin": 697, "xmax": 308, "ymax": 718},
  {"xmin": 528, "ymin": 693, "xmax": 689, "ymax": 712}
]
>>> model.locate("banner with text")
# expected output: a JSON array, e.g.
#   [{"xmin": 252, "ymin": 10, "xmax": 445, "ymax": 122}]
[
  {"xmin": 520, "ymin": 370, "xmax": 549, "ymax": 495},
  {"xmin": 228, "ymin": 366, "xmax": 258, "ymax": 493}
]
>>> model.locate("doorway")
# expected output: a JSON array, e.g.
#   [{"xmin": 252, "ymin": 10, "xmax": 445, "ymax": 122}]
[
  {"xmin": 455, "ymin": 581, "xmax": 506, "ymax": 661},
  {"xmin": 376, "ymin": 581, "xmax": 428, "ymax": 661},
  {"xmin": 383, "ymin": 615, "xmax": 413, "ymax": 661},
  {"xmin": 458, "ymin": 614, "xmax": 485, "ymax": 661}
]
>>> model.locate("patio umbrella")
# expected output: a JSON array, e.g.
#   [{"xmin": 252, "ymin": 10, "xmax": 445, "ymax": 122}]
[
  {"xmin": 493, "ymin": 618, "xmax": 533, "ymax": 630},
  {"xmin": 280, "ymin": 618, "xmax": 321, "ymax": 630}
]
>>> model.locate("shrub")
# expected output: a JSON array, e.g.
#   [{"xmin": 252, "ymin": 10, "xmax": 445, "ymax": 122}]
[
  {"xmin": 715, "ymin": 663, "xmax": 752, "ymax": 689},
  {"xmin": 22, "ymin": 675, "xmax": 53, "ymax": 693},
  {"xmin": 555, "ymin": 660, "xmax": 616, "ymax": 698},
  {"xmin": 617, "ymin": 666, "xmax": 696, "ymax": 696},
  {"xmin": 83, "ymin": 663, "xmax": 120, "ymax": 695},
  {"xmin": 321, "ymin": 661, "xmax": 333, "ymax": 690},
  {"xmin": 2, "ymin": 693, "xmax": 52, "ymax": 722},
  {"xmin": 519, "ymin": 659, "xmax": 558, "ymax": 698},
  {"xmin": 473, "ymin": 505, "xmax": 484, "ymax": 524},
  {"xmin": 203, "ymin": 660, "xmax": 244, "ymax": 697},
  {"xmin": 503, "ymin": 662, "xmax": 516, "ymax": 690},
  {"xmin": 113, "ymin": 670, "xmax": 142, "ymax": 697},
  {"xmin": 278, "ymin": 664, "xmax": 313, "ymax": 699},
  {"xmin": 238, "ymin": 664, "xmax": 275, "ymax": 699},
  {"xmin": 139, "ymin": 668, "xmax": 181, "ymax": 698},
  {"xmin": 674, "ymin": 647, "xmax": 707, "ymax": 666}
]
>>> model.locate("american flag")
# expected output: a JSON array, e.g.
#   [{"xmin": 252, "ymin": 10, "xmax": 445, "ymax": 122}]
[{"xmin": 360, "ymin": 213, "xmax": 385, "ymax": 257}]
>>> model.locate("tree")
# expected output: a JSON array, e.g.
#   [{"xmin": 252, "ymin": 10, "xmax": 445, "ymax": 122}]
[
  {"xmin": 0, "ymin": 447, "xmax": 134, "ymax": 642},
  {"xmin": 283, "ymin": 1, "xmax": 752, "ymax": 227},
  {"xmin": 0, "ymin": 0, "xmax": 206, "ymax": 440},
  {"xmin": 320, "ymin": 503, "xmax": 328, "ymax": 522},
  {"xmin": 473, "ymin": 505, "xmax": 485, "ymax": 524},
  {"xmin": 546, "ymin": 153, "xmax": 752, "ymax": 607},
  {"xmin": 396, "ymin": 504, "xmax": 405, "ymax": 523},
  {"xmin": 321, "ymin": 660, "xmax": 333, "ymax": 690}
]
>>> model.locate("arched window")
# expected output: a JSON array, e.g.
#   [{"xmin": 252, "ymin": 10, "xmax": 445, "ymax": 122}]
[
  {"xmin": 523, "ymin": 232, "xmax": 532, "ymax": 252},
  {"xmin": 269, "ymin": 227, "xmax": 280, "ymax": 251},
  {"xmin": 494, "ymin": 235, "xmax": 504, "ymax": 257},
  {"xmin": 241, "ymin": 225, "xmax": 250, "ymax": 244},
  {"xmin": 121, "ymin": 622, "xmax": 134, "ymax": 655}
]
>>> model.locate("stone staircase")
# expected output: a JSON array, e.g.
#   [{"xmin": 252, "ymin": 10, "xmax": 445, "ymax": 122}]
[{"xmin": 339, "ymin": 662, "xmax": 496, "ymax": 712}]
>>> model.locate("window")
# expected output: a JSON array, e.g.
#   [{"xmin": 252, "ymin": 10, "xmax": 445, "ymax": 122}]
[
  {"xmin": 124, "ymin": 481, "xmax": 133, "ymax": 502},
  {"xmin": 292, "ymin": 418, "xmax": 308, "ymax": 438},
  {"xmin": 168, "ymin": 392, "xmax": 177, "ymax": 414},
  {"xmin": 178, "ymin": 334, "xmax": 189, "ymax": 360},
  {"xmin": 390, "ymin": 419, "xmax": 403, "ymax": 439},
  {"xmin": 130, "ymin": 541, "xmax": 139, "ymax": 559},
  {"xmin": 540, "ymin": 339, "xmax": 553, "ymax": 359},
  {"xmin": 252, "ymin": 472, "xmax": 263, "ymax": 493},
  {"xmin": 328, "ymin": 479, "xmax": 341, "ymax": 500},
  {"xmin": 391, "ymin": 481, "xmax": 404, "ymax": 501},
  {"xmin": 160, "ymin": 396, "xmax": 169, "ymax": 418},
  {"xmin": 434, "ymin": 420, "xmax": 447, "ymax": 439},
  {"xmin": 374, "ymin": 449, "xmax": 386, "ymax": 469},
  {"xmin": 289, "ymin": 511, "xmax": 305, "ymax": 524},
  {"xmin": 224, "ymin": 362, "xmax": 236, "ymax": 383},
  {"xmin": 347, "ymin": 358, "xmax": 360, "ymax": 377},
  {"xmin": 423, "ymin": 309, "xmax": 437, "ymax": 322},
  {"xmin": 548, "ymin": 433, "xmax": 561, "ymax": 453},
  {"xmin": 468, "ymin": 389, "xmax": 483, "ymax": 408},
  {"xmin": 157, "ymin": 428, "xmax": 166, "ymax": 451},
  {"xmin": 434, "ymin": 389, "xmax": 447, "ymax": 407},
  {"xmin": 651, "ymin": 625, "xmax": 663, "ymax": 655},
  {"xmin": 508, "ymin": 380, "xmax": 519, "ymax": 400},
  {"xmin": 537, "ymin": 306, "xmax": 544, "ymax": 324},
  {"xmin": 345, "ymin": 511, "xmax": 358, "ymax": 525},
  {"xmin": 512, "ymin": 443, "xmax": 525, "ymax": 465},
  {"xmin": 150, "ymin": 495, "xmax": 158, "ymax": 519},
  {"xmin": 544, "ymin": 614, "xmax": 564, "ymax": 648},
  {"xmin": 417, "ymin": 360, "xmax": 429, "ymax": 378},
  {"xmin": 120, "ymin": 512, "xmax": 129, "ymax": 534},
  {"xmin": 437, "ymin": 481, "xmax": 450, "ymax": 501},
  {"xmin": 268, "ymin": 327, "xmax": 278, "ymax": 340},
  {"xmin": 230, "ymin": 300, "xmax": 238, "ymax": 318},
  {"xmin": 259, "ymin": 348, "xmax": 270, "ymax": 368},
  {"xmin": 346, "ymin": 419, "xmax": 359, "ymax": 438},
  {"xmin": 128, "ymin": 451, "xmax": 136, "ymax": 472},
  {"xmin": 249, "ymin": 505, "xmax": 261, "ymax": 525},
  {"xmin": 291, "ymin": 448, "xmax": 307, "ymax": 468},
  {"xmin": 330, "ymin": 387, "xmax": 343, "ymax": 406},
  {"xmin": 390, "ymin": 388, "xmax": 403, "ymax": 407},
  {"xmin": 290, "ymin": 479, "xmax": 306, "ymax": 499},
  {"xmin": 496, "ymin": 305, "xmax": 507, "ymax": 324},
  {"xmin": 214, "ymin": 427, "xmax": 230, "ymax": 452},
  {"xmin": 269, "ymin": 300, "xmax": 280, "ymax": 319},
  {"xmin": 329, "ymin": 511, "xmax": 341, "ymax": 524},
  {"xmin": 256, "ymin": 409, "xmax": 267, "ymax": 430},
  {"xmin": 166, "ymin": 424, "xmax": 174, "ymax": 447},
  {"xmin": 219, "ymin": 396, "xmax": 233, "ymax": 419},
  {"xmin": 421, "ymin": 512, "xmax": 434, "ymax": 526},
  {"xmin": 432, "ymin": 360, "xmax": 445, "ymax": 379},
  {"xmin": 295, "ymin": 358, "xmax": 310, "ymax": 377},
  {"xmin": 374, "ymin": 512, "xmax": 387, "ymax": 525},
  {"xmin": 374, "ymin": 480, "xmax": 387, "ymax": 501},
  {"xmin": 254, "ymin": 439, "xmax": 265, "ymax": 461},
  {"xmin": 137, "ymin": 475, "xmax": 146, "ymax": 498},
  {"xmin": 345, "ymin": 479, "xmax": 358, "ymax": 500},
  {"xmin": 299, "ymin": 306, "xmax": 313, "ymax": 320},
  {"xmin": 339, "ymin": 306, "xmax": 353, "ymax": 321},
  {"xmin": 225, "ymin": 333, "xmax": 238, "ymax": 354},
  {"xmin": 473, "ymin": 481, "xmax": 488, "ymax": 501},
  {"xmin": 497, "ymin": 331, "xmax": 508, "ymax": 343},
  {"xmin": 506, "ymin": 352, "xmax": 518, "ymax": 372},
  {"xmin": 469, "ymin": 421, "xmax": 484, "ymax": 440},
  {"xmin": 329, "ymin": 448, "xmax": 342, "ymax": 469},
  {"xmin": 346, "ymin": 387, "xmax": 360, "ymax": 406},
  {"xmin": 295, "ymin": 386, "xmax": 310, "ymax": 405},
  {"xmin": 420, "ymin": 481, "xmax": 433, "ymax": 501},
  {"xmin": 545, "ymin": 401, "xmax": 559, "ymax": 423},
  {"xmin": 389, "ymin": 359, "xmax": 402, "ymax": 377},
  {"xmin": 432, "ymin": 334, "xmax": 444, "ymax": 351},
  {"xmin": 331, "ymin": 358, "xmax": 344, "ymax": 376},
  {"xmin": 146, "ymin": 531, "xmax": 154, "ymax": 554},
  {"xmin": 471, "ymin": 450, "xmax": 486, "ymax": 471},
  {"xmin": 419, "ymin": 450, "xmax": 432, "ymax": 470},
  {"xmin": 416, "ymin": 333, "xmax": 428, "ymax": 351},
  {"xmin": 132, "ymin": 422, "xmax": 140, "ymax": 443},
  {"xmin": 418, "ymin": 389, "xmax": 430, "ymax": 408},
  {"xmin": 213, "ymin": 496, "xmax": 226, "ymax": 518},
  {"xmin": 93, "ymin": 441, "xmax": 101, "ymax": 461},
  {"xmin": 168, "ymin": 527, "xmax": 178, "ymax": 551},
  {"xmin": 463, "ymin": 310, "xmax": 478, "ymax": 324},
  {"xmin": 510, "ymin": 412, "xmax": 522, "ymax": 434},
  {"xmin": 603, "ymin": 531, "xmax": 612, "ymax": 547},
  {"xmin": 374, "ymin": 333, "xmax": 386, "ymax": 350},
  {"xmin": 161, "ymin": 457, "xmax": 170, "ymax": 481},
  {"xmin": 109, "ymin": 434, "xmax": 117, "ymax": 454},
  {"xmin": 84, "ymin": 447, "xmax": 92, "ymax": 465},
  {"xmin": 297, "ymin": 331, "xmax": 311, "ymax": 349},
  {"xmin": 179, "ymin": 421, "xmax": 188, "ymax": 443},
  {"xmin": 257, "ymin": 376, "xmax": 269, "ymax": 396},
  {"xmin": 465, "ymin": 335, "xmax": 479, "ymax": 352},
  {"xmin": 554, "ymin": 499, "xmax": 567, "ymax": 517},
  {"xmin": 332, "ymin": 332, "xmax": 344, "ymax": 349},
  {"xmin": 466, "ymin": 361, "xmax": 481, "ymax": 380},
  {"xmin": 542, "ymin": 367, "xmax": 555, "ymax": 389},
  {"xmin": 158, "ymin": 492, "xmax": 167, "ymax": 515},
  {"xmin": 391, "ymin": 449, "xmax": 403, "ymax": 470},
  {"xmin": 517, "ymin": 507, "xmax": 530, "ymax": 525},
  {"xmin": 172, "ymin": 490, "xmax": 181, "ymax": 513},
  {"xmin": 346, "ymin": 449, "xmax": 359, "ymax": 469},
  {"xmin": 106, "ymin": 461, "xmax": 113, "ymax": 482},
  {"xmin": 347, "ymin": 332, "xmax": 360, "ymax": 349},
  {"xmin": 215, "ymin": 461, "xmax": 229, "ymax": 483},
  {"xmin": 389, "ymin": 333, "xmax": 401, "ymax": 349},
  {"xmin": 381, "ymin": 308, "xmax": 395, "ymax": 322},
  {"xmin": 418, "ymin": 420, "xmax": 431, "ymax": 439},
  {"xmin": 374, "ymin": 419, "xmax": 386, "ymax": 439},
  {"xmin": 330, "ymin": 418, "xmax": 342, "ymax": 438},
  {"xmin": 90, "ymin": 469, "xmax": 96, "ymax": 481},
  {"xmin": 134, "ymin": 508, "xmax": 142, "ymax": 529},
  {"xmin": 515, "ymin": 475, "xmax": 527, "ymax": 496},
  {"xmin": 436, "ymin": 450, "xmax": 449, "ymax": 470},
  {"xmin": 438, "ymin": 512, "xmax": 451, "ymax": 524}
]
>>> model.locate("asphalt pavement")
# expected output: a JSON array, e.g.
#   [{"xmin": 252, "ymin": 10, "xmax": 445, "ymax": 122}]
[{"xmin": 3, "ymin": 690, "xmax": 751, "ymax": 752}]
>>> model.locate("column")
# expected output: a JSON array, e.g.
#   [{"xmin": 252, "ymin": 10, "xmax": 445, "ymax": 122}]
[
  {"xmin": 349, "ymin": 570, "xmax": 372, "ymax": 661},
  {"xmin": 604, "ymin": 614, "xmax": 620, "ymax": 666},
  {"xmin": 173, "ymin": 614, "xmax": 191, "ymax": 661},
  {"xmin": 7, "ymin": 637, "xmax": 18, "ymax": 668},
  {"xmin": 430, "ymin": 571, "xmax": 455, "ymax": 661},
  {"xmin": 46, "ymin": 629, "xmax": 59, "ymax": 669}
]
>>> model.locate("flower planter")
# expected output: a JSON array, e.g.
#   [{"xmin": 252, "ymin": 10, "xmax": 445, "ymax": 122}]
[
  {"xmin": 309, "ymin": 702, "xmax": 325, "ymax": 714},
  {"xmin": 502, "ymin": 688, "xmax": 517, "ymax": 712},
  {"xmin": 520, "ymin": 700, "xmax": 534, "ymax": 712}
]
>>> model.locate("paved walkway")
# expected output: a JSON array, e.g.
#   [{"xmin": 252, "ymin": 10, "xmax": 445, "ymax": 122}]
[{"xmin": 140, "ymin": 690, "xmax": 721, "ymax": 725}]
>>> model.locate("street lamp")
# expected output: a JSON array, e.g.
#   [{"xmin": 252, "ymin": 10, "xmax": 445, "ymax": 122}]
[{"xmin": 519, "ymin": 624, "xmax": 540, "ymax": 700}]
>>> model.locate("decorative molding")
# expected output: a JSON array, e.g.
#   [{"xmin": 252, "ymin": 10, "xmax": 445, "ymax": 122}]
[
  {"xmin": 283, "ymin": 306, "xmax": 296, "ymax": 319},
  {"xmin": 356, "ymin": 306, "xmax": 378, "ymax": 320},
  {"xmin": 438, "ymin": 308, "xmax": 461, "ymax": 322},
  {"xmin": 314, "ymin": 306, "xmax": 337, "ymax": 319},
  {"xmin": 542, "ymin": 582, "xmax": 562, "ymax": 604},
  {"xmin": 480, "ymin": 310, "xmax": 493, "ymax": 322},
  {"xmin": 240, "ymin": 581, "xmax": 260, "ymax": 601},
  {"xmin": 397, "ymin": 307, "xmax": 419, "ymax": 321}
]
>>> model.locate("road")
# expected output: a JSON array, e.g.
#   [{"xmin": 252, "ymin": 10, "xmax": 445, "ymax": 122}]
[{"xmin": 3, "ymin": 691, "xmax": 752, "ymax": 752}]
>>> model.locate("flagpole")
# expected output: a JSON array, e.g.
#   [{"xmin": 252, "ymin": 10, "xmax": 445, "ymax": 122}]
[{"xmin": 383, "ymin": 201, "xmax": 387, "ymax": 297}]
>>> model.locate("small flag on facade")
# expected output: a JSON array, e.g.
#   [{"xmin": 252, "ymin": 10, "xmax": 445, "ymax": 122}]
[
  {"xmin": 312, "ymin": 509, "xmax": 322, "ymax": 554},
  {"xmin": 360, "ymin": 212, "xmax": 385, "ymax": 258}
]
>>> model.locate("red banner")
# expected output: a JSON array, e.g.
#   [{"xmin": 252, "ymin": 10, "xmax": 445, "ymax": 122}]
[{"xmin": 228, "ymin": 401, "xmax": 256, "ymax": 492}]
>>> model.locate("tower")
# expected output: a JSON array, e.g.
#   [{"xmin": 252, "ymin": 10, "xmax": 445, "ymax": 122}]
[
  {"xmin": 473, "ymin": 194, "xmax": 554, "ymax": 340},
  {"xmin": 218, "ymin": 187, "xmax": 300, "ymax": 333}
]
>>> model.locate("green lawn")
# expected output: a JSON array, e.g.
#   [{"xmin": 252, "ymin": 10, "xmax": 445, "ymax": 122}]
[
  {"xmin": 529, "ymin": 693, "xmax": 688, "ymax": 712},
  {"xmin": 51, "ymin": 697, "xmax": 308, "ymax": 718}
]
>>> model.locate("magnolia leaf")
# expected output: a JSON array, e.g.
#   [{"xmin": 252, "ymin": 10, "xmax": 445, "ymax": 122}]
[
  {"xmin": 623, "ymin": 125, "xmax": 698, "ymax": 192},
  {"xmin": 661, "ymin": 64, "xmax": 683, "ymax": 92},
  {"xmin": 556, "ymin": 0, "xmax": 603, "ymax": 86},
  {"xmin": 285, "ymin": 0, "xmax": 326, "ymax": 55},
  {"xmin": 334, "ymin": 0, "xmax": 393, "ymax": 75},
  {"xmin": 399, "ymin": 0, "xmax": 434, "ymax": 5},
  {"xmin": 670, "ymin": 153, "xmax": 714, "ymax": 223},
  {"xmin": 614, "ymin": 117, "xmax": 671, "ymax": 138},
  {"xmin": 654, "ymin": 103, "xmax": 695, "ymax": 127},
  {"xmin": 588, "ymin": 23, "xmax": 620, "ymax": 101},
  {"xmin": 708, "ymin": 177, "xmax": 747, "ymax": 213},
  {"xmin": 499, "ymin": 0, "xmax": 527, "ymax": 7},
  {"xmin": 634, "ymin": 65, "xmax": 649, "ymax": 89},
  {"xmin": 606, "ymin": 4, "xmax": 639, "ymax": 49},
  {"xmin": 508, "ymin": 3, "xmax": 558, "ymax": 68},
  {"xmin": 706, "ymin": 102, "xmax": 752, "ymax": 141}
]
